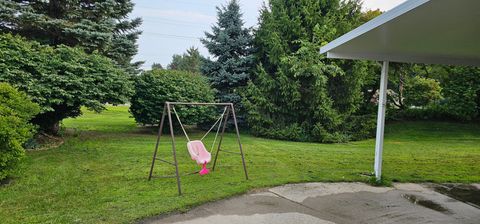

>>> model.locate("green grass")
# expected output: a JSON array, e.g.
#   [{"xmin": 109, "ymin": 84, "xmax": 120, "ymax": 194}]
[{"xmin": 1, "ymin": 106, "xmax": 479, "ymax": 223}]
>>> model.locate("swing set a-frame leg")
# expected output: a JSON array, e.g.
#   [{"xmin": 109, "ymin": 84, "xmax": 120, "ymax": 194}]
[
  {"xmin": 148, "ymin": 106, "xmax": 166, "ymax": 181},
  {"xmin": 231, "ymin": 105, "xmax": 248, "ymax": 180},
  {"xmin": 148, "ymin": 103, "xmax": 182, "ymax": 195},
  {"xmin": 211, "ymin": 104, "xmax": 248, "ymax": 180},
  {"xmin": 212, "ymin": 107, "xmax": 229, "ymax": 171},
  {"xmin": 167, "ymin": 103, "xmax": 182, "ymax": 195}
]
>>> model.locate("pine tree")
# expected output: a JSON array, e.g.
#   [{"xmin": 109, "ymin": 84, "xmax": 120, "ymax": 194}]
[
  {"xmin": 244, "ymin": 0, "xmax": 376, "ymax": 142},
  {"xmin": 151, "ymin": 63, "xmax": 164, "ymax": 70},
  {"xmin": 167, "ymin": 47, "xmax": 204, "ymax": 73},
  {"xmin": 0, "ymin": 0, "xmax": 142, "ymax": 73},
  {"xmin": 201, "ymin": 0, "xmax": 254, "ymax": 125}
]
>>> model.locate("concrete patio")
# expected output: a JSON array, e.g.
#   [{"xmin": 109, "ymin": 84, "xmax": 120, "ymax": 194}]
[{"xmin": 142, "ymin": 182, "xmax": 480, "ymax": 224}]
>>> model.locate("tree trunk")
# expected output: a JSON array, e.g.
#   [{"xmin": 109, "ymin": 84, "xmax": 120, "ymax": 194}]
[
  {"xmin": 398, "ymin": 71, "xmax": 405, "ymax": 110},
  {"xmin": 31, "ymin": 111, "xmax": 63, "ymax": 135},
  {"xmin": 45, "ymin": 121, "xmax": 60, "ymax": 135}
]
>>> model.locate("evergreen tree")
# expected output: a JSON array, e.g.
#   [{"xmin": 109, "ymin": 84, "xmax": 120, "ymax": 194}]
[
  {"xmin": 0, "ymin": 0, "xmax": 142, "ymax": 73},
  {"xmin": 201, "ymin": 0, "xmax": 254, "ymax": 126},
  {"xmin": 0, "ymin": 34, "xmax": 132, "ymax": 134},
  {"xmin": 151, "ymin": 63, "xmax": 164, "ymax": 70},
  {"xmin": 244, "ymin": 0, "xmax": 376, "ymax": 142},
  {"xmin": 167, "ymin": 47, "xmax": 204, "ymax": 73}
]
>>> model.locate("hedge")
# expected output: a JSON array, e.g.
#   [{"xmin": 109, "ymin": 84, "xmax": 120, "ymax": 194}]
[{"xmin": 0, "ymin": 83, "xmax": 40, "ymax": 180}]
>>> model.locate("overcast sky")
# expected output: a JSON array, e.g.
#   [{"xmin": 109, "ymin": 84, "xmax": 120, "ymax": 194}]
[{"xmin": 131, "ymin": 0, "xmax": 407, "ymax": 69}]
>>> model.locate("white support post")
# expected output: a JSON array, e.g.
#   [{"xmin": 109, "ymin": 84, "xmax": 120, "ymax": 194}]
[{"xmin": 374, "ymin": 61, "xmax": 389, "ymax": 181}]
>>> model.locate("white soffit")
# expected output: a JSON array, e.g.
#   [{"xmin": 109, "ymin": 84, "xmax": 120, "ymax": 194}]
[{"xmin": 320, "ymin": 0, "xmax": 480, "ymax": 67}]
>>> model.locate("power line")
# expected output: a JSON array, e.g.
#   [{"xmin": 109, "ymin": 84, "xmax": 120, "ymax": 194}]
[
  {"xmin": 134, "ymin": 6, "xmax": 216, "ymax": 25},
  {"xmin": 135, "ymin": 0, "xmax": 212, "ymax": 9},
  {"xmin": 142, "ymin": 18, "xmax": 209, "ymax": 28},
  {"xmin": 143, "ymin": 31, "xmax": 202, "ymax": 40},
  {"xmin": 139, "ymin": 12, "xmax": 213, "ymax": 25}
]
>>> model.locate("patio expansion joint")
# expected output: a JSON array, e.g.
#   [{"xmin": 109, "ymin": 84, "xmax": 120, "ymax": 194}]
[{"xmin": 267, "ymin": 189, "xmax": 321, "ymax": 214}]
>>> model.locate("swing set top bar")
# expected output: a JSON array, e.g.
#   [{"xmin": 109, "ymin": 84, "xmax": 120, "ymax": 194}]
[{"xmin": 166, "ymin": 102, "xmax": 233, "ymax": 106}]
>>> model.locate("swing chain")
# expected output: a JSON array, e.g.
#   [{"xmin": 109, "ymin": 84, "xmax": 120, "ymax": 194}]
[{"xmin": 171, "ymin": 105, "xmax": 228, "ymax": 151}]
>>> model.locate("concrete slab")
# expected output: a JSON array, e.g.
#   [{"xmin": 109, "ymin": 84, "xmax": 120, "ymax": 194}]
[
  {"xmin": 141, "ymin": 183, "xmax": 480, "ymax": 224},
  {"xmin": 160, "ymin": 213, "xmax": 335, "ymax": 224},
  {"xmin": 393, "ymin": 183, "xmax": 432, "ymax": 193},
  {"xmin": 269, "ymin": 182, "xmax": 393, "ymax": 203}
]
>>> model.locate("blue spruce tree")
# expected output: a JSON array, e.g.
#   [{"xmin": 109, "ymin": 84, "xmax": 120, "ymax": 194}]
[{"xmin": 201, "ymin": 0, "xmax": 254, "ymax": 126}]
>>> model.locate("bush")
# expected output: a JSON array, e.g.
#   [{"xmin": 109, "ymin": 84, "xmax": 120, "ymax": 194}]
[
  {"xmin": 404, "ymin": 76, "xmax": 442, "ymax": 107},
  {"xmin": 0, "ymin": 83, "xmax": 40, "ymax": 180},
  {"xmin": 442, "ymin": 67, "xmax": 480, "ymax": 120},
  {"xmin": 0, "ymin": 34, "xmax": 133, "ymax": 134},
  {"xmin": 345, "ymin": 114, "xmax": 377, "ymax": 141},
  {"xmin": 388, "ymin": 104, "xmax": 454, "ymax": 121},
  {"xmin": 130, "ymin": 70, "xmax": 216, "ymax": 126}
]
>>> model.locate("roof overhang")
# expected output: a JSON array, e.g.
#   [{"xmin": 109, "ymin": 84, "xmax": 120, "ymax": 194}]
[{"xmin": 320, "ymin": 0, "xmax": 480, "ymax": 67}]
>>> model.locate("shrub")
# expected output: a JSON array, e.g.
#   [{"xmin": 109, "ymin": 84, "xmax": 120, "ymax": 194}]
[
  {"xmin": 130, "ymin": 70, "xmax": 216, "ymax": 126},
  {"xmin": 0, "ymin": 34, "xmax": 133, "ymax": 134},
  {"xmin": 387, "ymin": 104, "xmax": 455, "ymax": 121},
  {"xmin": 404, "ymin": 76, "xmax": 442, "ymax": 107},
  {"xmin": 442, "ymin": 67, "xmax": 480, "ymax": 120},
  {"xmin": 345, "ymin": 114, "xmax": 377, "ymax": 141},
  {"xmin": 0, "ymin": 83, "xmax": 40, "ymax": 180}
]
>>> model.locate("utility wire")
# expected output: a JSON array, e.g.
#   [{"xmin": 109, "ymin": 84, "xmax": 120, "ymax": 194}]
[
  {"xmin": 135, "ymin": 0, "xmax": 212, "ymax": 9},
  {"xmin": 143, "ymin": 31, "xmax": 202, "ymax": 40},
  {"xmin": 142, "ymin": 18, "xmax": 209, "ymax": 28}
]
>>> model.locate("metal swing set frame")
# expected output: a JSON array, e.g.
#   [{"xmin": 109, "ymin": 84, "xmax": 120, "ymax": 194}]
[{"xmin": 148, "ymin": 102, "xmax": 248, "ymax": 195}]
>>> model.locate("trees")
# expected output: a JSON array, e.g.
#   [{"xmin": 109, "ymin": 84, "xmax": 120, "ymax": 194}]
[
  {"xmin": 360, "ymin": 9, "xmax": 382, "ymax": 23},
  {"xmin": 151, "ymin": 63, "xmax": 164, "ymax": 70},
  {"xmin": 244, "ymin": 0, "xmax": 375, "ymax": 142},
  {"xmin": 201, "ymin": 0, "xmax": 254, "ymax": 126},
  {"xmin": 167, "ymin": 47, "xmax": 205, "ymax": 73},
  {"xmin": 0, "ymin": 83, "xmax": 40, "ymax": 180},
  {"xmin": 130, "ymin": 69, "xmax": 215, "ymax": 126},
  {"xmin": 0, "ymin": 0, "xmax": 142, "ymax": 73},
  {"xmin": 404, "ymin": 76, "xmax": 441, "ymax": 107},
  {"xmin": 386, "ymin": 63, "xmax": 441, "ymax": 110},
  {"xmin": 0, "ymin": 34, "xmax": 132, "ymax": 133},
  {"xmin": 441, "ymin": 67, "xmax": 480, "ymax": 120}
]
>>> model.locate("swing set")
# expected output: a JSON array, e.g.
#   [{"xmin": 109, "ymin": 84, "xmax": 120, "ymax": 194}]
[{"xmin": 148, "ymin": 102, "xmax": 248, "ymax": 195}]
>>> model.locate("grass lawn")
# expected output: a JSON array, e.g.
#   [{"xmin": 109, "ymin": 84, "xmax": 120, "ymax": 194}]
[{"xmin": 1, "ymin": 106, "xmax": 479, "ymax": 223}]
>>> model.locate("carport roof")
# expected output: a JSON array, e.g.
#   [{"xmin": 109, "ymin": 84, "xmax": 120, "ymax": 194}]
[{"xmin": 319, "ymin": 0, "xmax": 480, "ymax": 66}]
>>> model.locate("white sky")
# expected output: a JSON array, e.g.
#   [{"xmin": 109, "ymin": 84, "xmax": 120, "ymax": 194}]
[{"xmin": 131, "ymin": 0, "xmax": 408, "ymax": 69}]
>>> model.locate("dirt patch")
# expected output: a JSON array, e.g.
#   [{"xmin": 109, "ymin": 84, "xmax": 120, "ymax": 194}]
[
  {"xmin": 26, "ymin": 133, "xmax": 64, "ymax": 151},
  {"xmin": 0, "ymin": 177, "xmax": 13, "ymax": 187}
]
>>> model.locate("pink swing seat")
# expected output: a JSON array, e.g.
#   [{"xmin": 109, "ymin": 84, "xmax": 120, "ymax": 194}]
[
  {"xmin": 187, "ymin": 140, "xmax": 211, "ymax": 175},
  {"xmin": 172, "ymin": 105, "xmax": 227, "ymax": 176},
  {"xmin": 187, "ymin": 140, "xmax": 211, "ymax": 164}
]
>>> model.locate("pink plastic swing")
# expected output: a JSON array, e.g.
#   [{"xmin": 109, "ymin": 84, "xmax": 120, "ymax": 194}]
[
  {"xmin": 187, "ymin": 141, "xmax": 211, "ymax": 175},
  {"xmin": 172, "ymin": 106, "xmax": 227, "ymax": 176}
]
